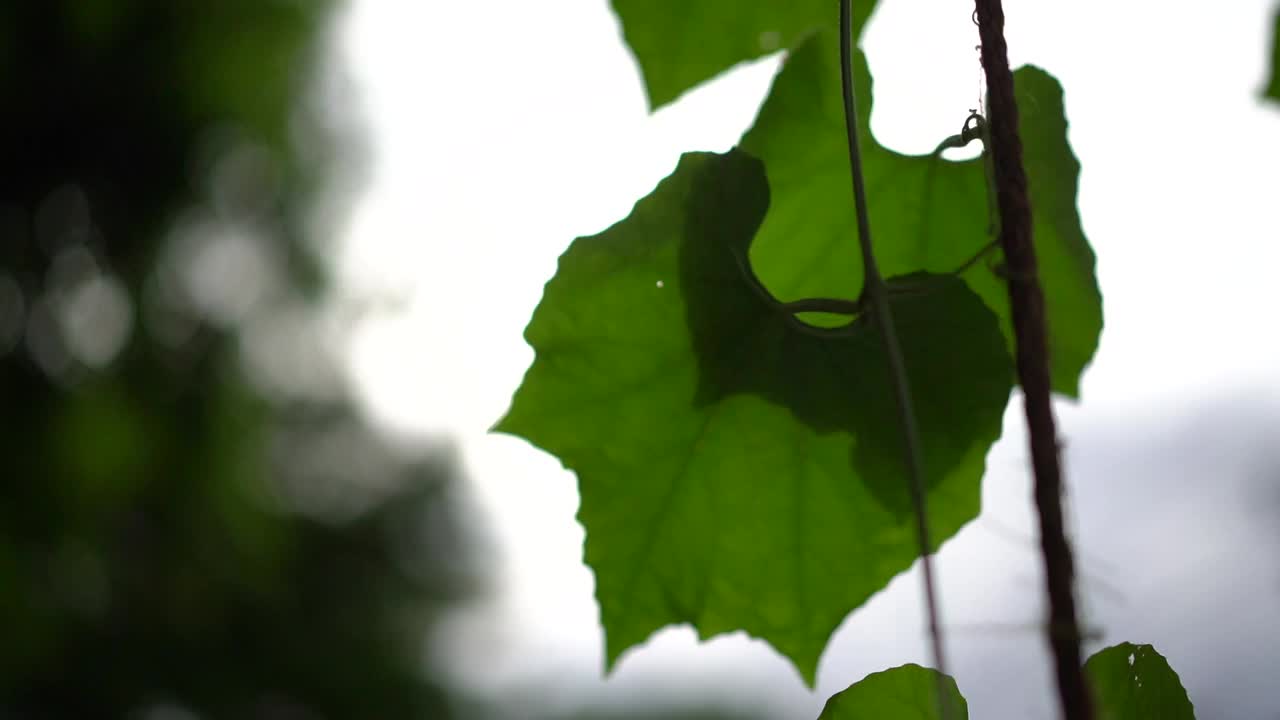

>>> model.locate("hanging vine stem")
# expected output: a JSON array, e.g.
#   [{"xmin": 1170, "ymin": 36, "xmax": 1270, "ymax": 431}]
[
  {"xmin": 971, "ymin": 1, "xmax": 1095, "ymax": 718},
  {"xmin": 777, "ymin": 238, "xmax": 998, "ymax": 322},
  {"xmin": 837, "ymin": 2, "xmax": 953, "ymax": 717}
]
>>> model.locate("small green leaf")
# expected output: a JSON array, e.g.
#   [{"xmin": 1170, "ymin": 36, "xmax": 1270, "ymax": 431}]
[
  {"xmin": 818, "ymin": 664, "xmax": 967, "ymax": 719},
  {"xmin": 497, "ymin": 150, "xmax": 1012, "ymax": 683},
  {"xmin": 610, "ymin": 0, "xmax": 873, "ymax": 110},
  {"xmin": 1085, "ymin": 642, "xmax": 1196, "ymax": 719},
  {"xmin": 1266, "ymin": 10, "xmax": 1280, "ymax": 101},
  {"xmin": 739, "ymin": 31, "xmax": 1102, "ymax": 397}
]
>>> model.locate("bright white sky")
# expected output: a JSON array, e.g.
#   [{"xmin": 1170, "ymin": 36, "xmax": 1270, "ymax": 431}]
[{"xmin": 334, "ymin": 1, "xmax": 1280, "ymax": 716}]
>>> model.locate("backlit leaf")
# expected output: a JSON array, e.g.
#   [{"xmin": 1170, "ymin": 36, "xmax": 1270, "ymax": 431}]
[
  {"xmin": 1085, "ymin": 642, "xmax": 1196, "ymax": 719},
  {"xmin": 739, "ymin": 31, "xmax": 1102, "ymax": 396},
  {"xmin": 497, "ymin": 150, "xmax": 1012, "ymax": 683},
  {"xmin": 818, "ymin": 664, "xmax": 967, "ymax": 720},
  {"xmin": 610, "ymin": 0, "xmax": 872, "ymax": 110}
]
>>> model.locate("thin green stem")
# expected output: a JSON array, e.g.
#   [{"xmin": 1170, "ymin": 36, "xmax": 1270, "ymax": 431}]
[
  {"xmin": 778, "ymin": 239, "xmax": 999, "ymax": 319},
  {"xmin": 780, "ymin": 297, "xmax": 864, "ymax": 315},
  {"xmin": 838, "ymin": 0, "xmax": 952, "ymax": 713}
]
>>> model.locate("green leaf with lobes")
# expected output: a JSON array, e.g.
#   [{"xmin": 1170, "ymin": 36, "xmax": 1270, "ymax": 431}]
[
  {"xmin": 610, "ymin": 0, "xmax": 1101, "ymax": 394},
  {"xmin": 609, "ymin": 0, "xmax": 874, "ymax": 110},
  {"xmin": 1085, "ymin": 642, "xmax": 1196, "ymax": 719},
  {"xmin": 495, "ymin": 149, "xmax": 1013, "ymax": 684},
  {"xmin": 817, "ymin": 664, "xmax": 967, "ymax": 719},
  {"xmin": 737, "ymin": 30, "xmax": 1102, "ymax": 397}
]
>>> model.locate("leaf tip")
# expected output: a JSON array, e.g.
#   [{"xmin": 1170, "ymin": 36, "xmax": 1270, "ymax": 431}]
[{"xmin": 487, "ymin": 414, "xmax": 512, "ymax": 436}]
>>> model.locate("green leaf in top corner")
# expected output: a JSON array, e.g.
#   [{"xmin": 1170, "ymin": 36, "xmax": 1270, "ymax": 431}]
[
  {"xmin": 739, "ymin": 30, "xmax": 1102, "ymax": 397},
  {"xmin": 1085, "ymin": 642, "xmax": 1196, "ymax": 719},
  {"xmin": 818, "ymin": 664, "xmax": 967, "ymax": 719},
  {"xmin": 609, "ymin": 0, "xmax": 874, "ymax": 110},
  {"xmin": 1266, "ymin": 9, "xmax": 1280, "ymax": 102},
  {"xmin": 496, "ymin": 149, "xmax": 1012, "ymax": 684}
]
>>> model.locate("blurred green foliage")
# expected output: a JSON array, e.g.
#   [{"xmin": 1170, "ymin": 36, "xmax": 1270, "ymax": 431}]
[
  {"xmin": 1267, "ymin": 8, "xmax": 1280, "ymax": 101},
  {"xmin": 0, "ymin": 2, "xmax": 784, "ymax": 718},
  {"xmin": 0, "ymin": 3, "xmax": 479, "ymax": 718}
]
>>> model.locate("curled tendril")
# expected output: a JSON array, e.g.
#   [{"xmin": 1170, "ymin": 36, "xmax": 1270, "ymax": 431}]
[
  {"xmin": 932, "ymin": 110, "xmax": 988, "ymax": 157},
  {"xmin": 963, "ymin": 110, "xmax": 986, "ymax": 139}
]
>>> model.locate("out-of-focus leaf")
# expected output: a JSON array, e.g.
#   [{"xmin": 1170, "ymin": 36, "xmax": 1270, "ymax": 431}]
[
  {"xmin": 609, "ymin": 0, "xmax": 873, "ymax": 110},
  {"xmin": 1085, "ymin": 642, "xmax": 1196, "ymax": 719},
  {"xmin": 1266, "ymin": 10, "xmax": 1280, "ymax": 101},
  {"xmin": 817, "ymin": 664, "xmax": 967, "ymax": 719}
]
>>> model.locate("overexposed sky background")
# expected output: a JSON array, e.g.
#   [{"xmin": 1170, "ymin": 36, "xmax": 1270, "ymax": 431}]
[{"xmin": 331, "ymin": 1, "xmax": 1280, "ymax": 717}]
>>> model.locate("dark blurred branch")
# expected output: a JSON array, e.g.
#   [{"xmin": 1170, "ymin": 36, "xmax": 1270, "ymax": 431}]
[{"xmin": 971, "ymin": 1, "xmax": 1094, "ymax": 718}]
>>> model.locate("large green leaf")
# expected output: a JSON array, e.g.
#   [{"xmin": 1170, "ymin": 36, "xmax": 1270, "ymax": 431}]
[
  {"xmin": 610, "ymin": 0, "xmax": 873, "ymax": 110},
  {"xmin": 739, "ymin": 31, "xmax": 1102, "ymax": 397},
  {"xmin": 497, "ymin": 150, "xmax": 1013, "ymax": 683},
  {"xmin": 1085, "ymin": 643, "xmax": 1196, "ymax": 719},
  {"xmin": 1267, "ymin": 10, "xmax": 1280, "ymax": 101},
  {"xmin": 818, "ymin": 664, "xmax": 967, "ymax": 719}
]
